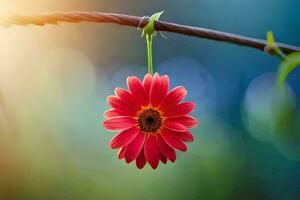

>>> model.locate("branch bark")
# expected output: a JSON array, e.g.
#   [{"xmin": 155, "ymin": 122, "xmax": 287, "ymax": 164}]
[{"xmin": 0, "ymin": 12, "xmax": 299, "ymax": 54}]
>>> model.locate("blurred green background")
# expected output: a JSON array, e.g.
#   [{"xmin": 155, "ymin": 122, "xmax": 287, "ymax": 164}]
[{"xmin": 0, "ymin": 0, "xmax": 300, "ymax": 199}]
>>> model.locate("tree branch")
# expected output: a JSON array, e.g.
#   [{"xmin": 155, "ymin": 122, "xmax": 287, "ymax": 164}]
[{"xmin": 0, "ymin": 11, "xmax": 299, "ymax": 54}]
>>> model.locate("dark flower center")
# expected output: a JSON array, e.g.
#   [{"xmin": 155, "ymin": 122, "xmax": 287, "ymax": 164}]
[{"xmin": 137, "ymin": 107, "xmax": 162, "ymax": 133}]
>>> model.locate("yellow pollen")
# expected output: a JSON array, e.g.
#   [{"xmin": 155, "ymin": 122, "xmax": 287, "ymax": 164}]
[{"xmin": 136, "ymin": 105, "xmax": 164, "ymax": 134}]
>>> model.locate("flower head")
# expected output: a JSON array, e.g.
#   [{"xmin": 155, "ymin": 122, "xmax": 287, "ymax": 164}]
[{"xmin": 103, "ymin": 73, "xmax": 198, "ymax": 169}]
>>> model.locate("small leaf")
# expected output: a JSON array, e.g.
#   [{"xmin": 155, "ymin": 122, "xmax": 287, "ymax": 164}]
[
  {"xmin": 267, "ymin": 31, "xmax": 275, "ymax": 47},
  {"xmin": 143, "ymin": 11, "xmax": 164, "ymax": 36},
  {"xmin": 277, "ymin": 52, "xmax": 300, "ymax": 89},
  {"xmin": 265, "ymin": 31, "xmax": 286, "ymax": 60}
]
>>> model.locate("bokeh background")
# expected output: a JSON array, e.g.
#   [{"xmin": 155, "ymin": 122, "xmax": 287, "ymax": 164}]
[{"xmin": 0, "ymin": 0, "xmax": 300, "ymax": 199}]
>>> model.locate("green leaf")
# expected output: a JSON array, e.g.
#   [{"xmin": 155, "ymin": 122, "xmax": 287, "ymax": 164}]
[
  {"xmin": 277, "ymin": 52, "xmax": 300, "ymax": 89},
  {"xmin": 267, "ymin": 31, "xmax": 275, "ymax": 47},
  {"xmin": 265, "ymin": 31, "xmax": 286, "ymax": 60},
  {"xmin": 143, "ymin": 11, "xmax": 164, "ymax": 35}
]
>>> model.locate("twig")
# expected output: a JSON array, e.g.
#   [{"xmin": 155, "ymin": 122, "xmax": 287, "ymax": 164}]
[{"xmin": 0, "ymin": 11, "xmax": 299, "ymax": 54}]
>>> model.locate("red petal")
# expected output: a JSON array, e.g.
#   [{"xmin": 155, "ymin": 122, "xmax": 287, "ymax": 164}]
[
  {"xmin": 103, "ymin": 109, "xmax": 123, "ymax": 118},
  {"xmin": 110, "ymin": 126, "xmax": 139, "ymax": 149},
  {"xmin": 171, "ymin": 115, "xmax": 198, "ymax": 128},
  {"xmin": 160, "ymin": 128, "xmax": 187, "ymax": 152},
  {"xmin": 149, "ymin": 73, "xmax": 161, "ymax": 106},
  {"xmin": 160, "ymin": 152, "xmax": 167, "ymax": 164},
  {"xmin": 143, "ymin": 73, "xmax": 152, "ymax": 102},
  {"xmin": 118, "ymin": 146, "xmax": 127, "ymax": 159},
  {"xmin": 114, "ymin": 87, "xmax": 131, "ymax": 101},
  {"xmin": 178, "ymin": 131, "xmax": 194, "ymax": 142},
  {"xmin": 159, "ymin": 86, "xmax": 187, "ymax": 111},
  {"xmin": 103, "ymin": 117, "xmax": 136, "ymax": 131},
  {"xmin": 164, "ymin": 102, "xmax": 195, "ymax": 118},
  {"xmin": 149, "ymin": 73, "xmax": 170, "ymax": 107},
  {"xmin": 161, "ymin": 75, "xmax": 170, "ymax": 97},
  {"xmin": 144, "ymin": 134, "xmax": 160, "ymax": 169},
  {"xmin": 107, "ymin": 95, "xmax": 136, "ymax": 116},
  {"xmin": 127, "ymin": 76, "xmax": 148, "ymax": 106},
  {"xmin": 114, "ymin": 88, "xmax": 140, "ymax": 111},
  {"xmin": 157, "ymin": 135, "xmax": 176, "ymax": 162},
  {"xmin": 136, "ymin": 148, "xmax": 147, "ymax": 169},
  {"xmin": 125, "ymin": 132, "xmax": 145, "ymax": 163},
  {"xmin": 163, "ymin": 119, "xmax": 187, "ymax": 132}
]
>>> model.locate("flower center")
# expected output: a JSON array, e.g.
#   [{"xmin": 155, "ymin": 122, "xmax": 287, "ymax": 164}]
[{"xmin": 137, "ymin": 107, "xmax": 163, "ymax": 133}]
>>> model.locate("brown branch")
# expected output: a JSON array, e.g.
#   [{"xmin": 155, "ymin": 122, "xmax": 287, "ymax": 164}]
[{"xmin": 0, "ymin": 11, "xmax": 299, "ymax": 54}]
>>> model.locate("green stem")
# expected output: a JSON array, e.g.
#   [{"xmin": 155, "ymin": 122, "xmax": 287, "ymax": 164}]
[
  {"xmin": 146, "ymin": 34, "xmax": 154, "ymax": 75},
  {"xmin": 275, "ymin": 48, "xmax": 286, "ymax": 61}
]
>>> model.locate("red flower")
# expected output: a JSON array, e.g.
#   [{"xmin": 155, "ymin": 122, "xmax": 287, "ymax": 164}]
[{"xmin": 103, "ymin": 73, "xmax": 198, "ymax": 169}]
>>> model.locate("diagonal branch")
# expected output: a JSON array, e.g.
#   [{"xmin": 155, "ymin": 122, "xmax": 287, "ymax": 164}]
[{"xmin": 0, "ymin": 11, "xmax": 299, "ymax": 54}]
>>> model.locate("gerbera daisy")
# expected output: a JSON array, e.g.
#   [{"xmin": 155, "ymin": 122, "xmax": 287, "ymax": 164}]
[{"xmin": 103, "ymin": 73, "xmax": 198, "ymax": 169}]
